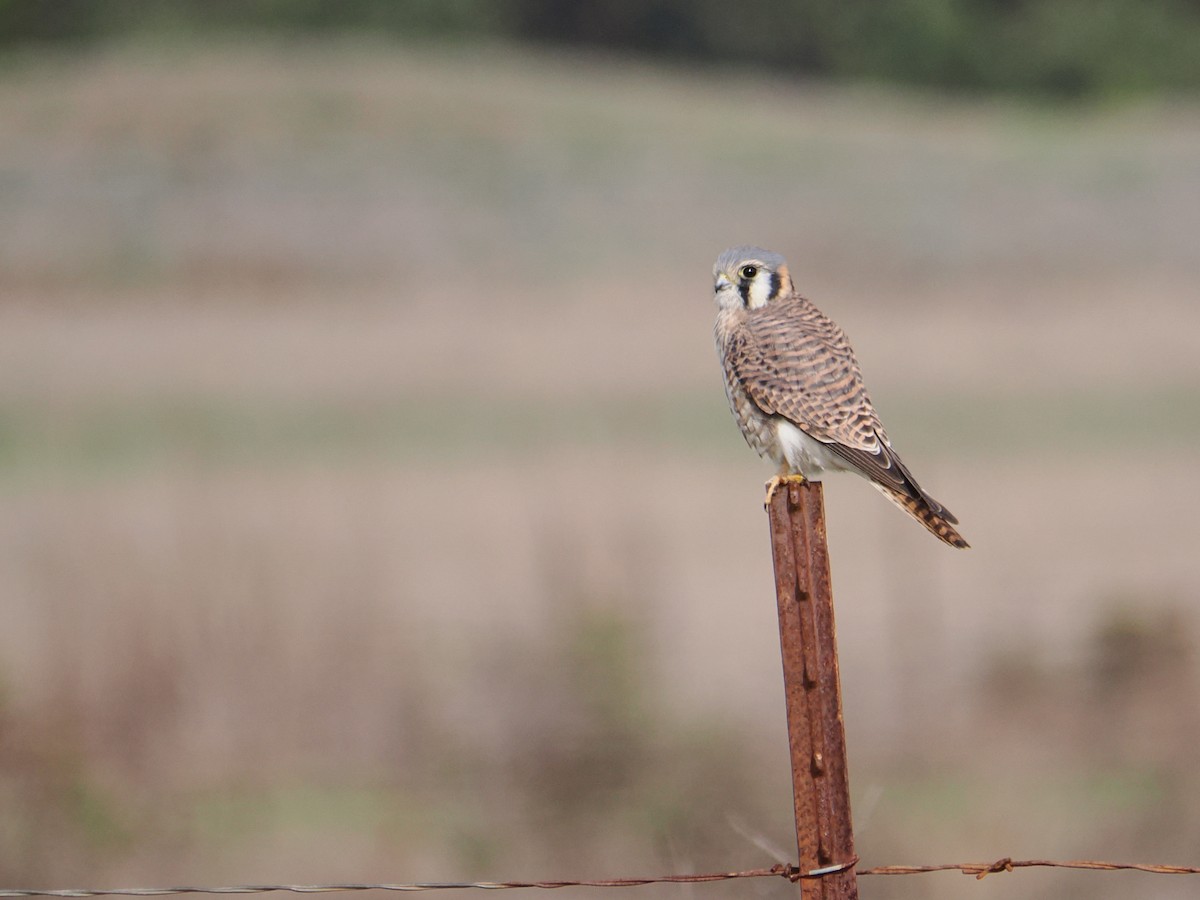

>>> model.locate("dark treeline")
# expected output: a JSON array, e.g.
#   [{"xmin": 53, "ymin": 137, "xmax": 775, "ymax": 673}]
[{"xmin": 3, "ymin": 0, "xmax": 1199, "ymax": 96}]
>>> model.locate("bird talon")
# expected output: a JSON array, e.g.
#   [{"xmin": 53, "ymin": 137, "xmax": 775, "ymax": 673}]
[{"xmin": 763, "ymin": 473, "xmax": 806, "ymax": 507}]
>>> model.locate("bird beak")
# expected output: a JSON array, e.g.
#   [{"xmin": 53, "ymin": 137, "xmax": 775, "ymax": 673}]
[{"xmin": 714, "ymin": 273, "xmax": 731, "ymax": 292}]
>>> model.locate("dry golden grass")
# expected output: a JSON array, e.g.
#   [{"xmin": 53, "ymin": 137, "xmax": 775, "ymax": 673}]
[{"xmin": 1, "ymin": 39, "xmax": 1199, "ymax": 899}]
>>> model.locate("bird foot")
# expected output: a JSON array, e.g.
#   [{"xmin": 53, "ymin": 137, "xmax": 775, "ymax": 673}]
[{"xmin": 764, "ymin": 473, "xmax": 807, "ymax": 507}]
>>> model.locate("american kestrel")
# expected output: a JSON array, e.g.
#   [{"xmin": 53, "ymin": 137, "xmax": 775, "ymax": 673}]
[{"xmin": 713, "ymin": 246, "xmax": 969, "ymax": 549}]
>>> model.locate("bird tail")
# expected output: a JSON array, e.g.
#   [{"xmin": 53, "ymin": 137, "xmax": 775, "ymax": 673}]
[{"xmin": 874, "ymin": 484, "xmax": 970, "ymax": 549}]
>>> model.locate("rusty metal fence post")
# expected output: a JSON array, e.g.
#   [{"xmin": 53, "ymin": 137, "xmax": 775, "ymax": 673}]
[{"xmin": 767, "ymin": 480, "xmax": 858, "ymax": 899}]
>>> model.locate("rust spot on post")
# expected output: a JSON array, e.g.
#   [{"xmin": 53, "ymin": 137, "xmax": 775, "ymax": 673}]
[{"xmin": 767, "ymin": 481, "xmax": 857, "ymax": 899}]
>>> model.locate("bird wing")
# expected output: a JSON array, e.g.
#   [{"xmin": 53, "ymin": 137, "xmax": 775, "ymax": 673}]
[{"xmin": 724, "ymin": 296, "xmax": 956, "ymax": 521}]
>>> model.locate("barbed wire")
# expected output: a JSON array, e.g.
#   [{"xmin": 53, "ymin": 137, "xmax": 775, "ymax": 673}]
[
  {"xmin": 4, "ymin": 857, "xmax": 1200, "ymax": 897},
  {"xmin": 861, "ymin": 858, "xmax": 1200, "ymax": 879}
]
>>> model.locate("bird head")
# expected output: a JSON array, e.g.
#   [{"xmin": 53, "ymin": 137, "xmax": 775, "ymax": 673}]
[{"xmin": 713, "ymin": 246, "xmax": 793, "ymax": 311}]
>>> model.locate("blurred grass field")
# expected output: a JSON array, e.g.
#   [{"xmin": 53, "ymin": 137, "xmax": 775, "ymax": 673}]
[{"xmin": 2, "ymin": 39, "xmax": 1200, "ymax": 899}]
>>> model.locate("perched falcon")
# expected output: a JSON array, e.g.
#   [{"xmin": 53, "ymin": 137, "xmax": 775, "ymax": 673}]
[{"xmin": 713, "ymin": 246, "xmax": 969, "ymax": 549}]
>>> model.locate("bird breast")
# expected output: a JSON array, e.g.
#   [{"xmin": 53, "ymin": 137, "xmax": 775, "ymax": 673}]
[{"xmin": 715, "ymin": 309, "xmax": 781, "ymax": 463}]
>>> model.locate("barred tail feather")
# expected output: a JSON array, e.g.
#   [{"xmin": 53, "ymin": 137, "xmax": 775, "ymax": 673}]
[{"xmin": 874, "ymin": 484, "xmax": 970, "ymax": 549}]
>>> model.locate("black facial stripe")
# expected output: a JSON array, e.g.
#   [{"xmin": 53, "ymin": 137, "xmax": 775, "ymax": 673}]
[
  {"xmin": 769, "ymin": 271, "xmax": 782, "ymax": 300},
  {"xmin": 737, "ymin": 279, "xmax": 751, "ymax": 306}
]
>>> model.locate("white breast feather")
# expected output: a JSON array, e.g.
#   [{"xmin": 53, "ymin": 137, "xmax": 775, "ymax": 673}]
[{"xmin": 773, "ymin": 419, "xmax": 850, "ymax": 481}]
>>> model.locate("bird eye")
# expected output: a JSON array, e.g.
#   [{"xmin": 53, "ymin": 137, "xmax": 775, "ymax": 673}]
[{"xmin": 739, "ymin": 265, "xmax": 758, "ymax": 279}]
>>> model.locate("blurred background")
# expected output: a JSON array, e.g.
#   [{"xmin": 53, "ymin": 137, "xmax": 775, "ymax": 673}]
[{"xmin": 2, "ymin": 2, "xmax": 1200, "ymax": 898}]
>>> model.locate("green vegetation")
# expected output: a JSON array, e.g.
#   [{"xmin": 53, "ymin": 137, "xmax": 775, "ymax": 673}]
[
  {"xmin": 2, "ymin": 384, "xmax": 1200, "ymax": 483},
  {"xmin": 3, "ymin": 0, "xmax": 1200, "ymax": 97}
]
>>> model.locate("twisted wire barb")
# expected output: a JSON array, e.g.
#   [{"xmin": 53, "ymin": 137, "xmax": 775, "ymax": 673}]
[{"xmin": 4, "ymin": 858, "xmax": 1199, "ymax": 897}]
